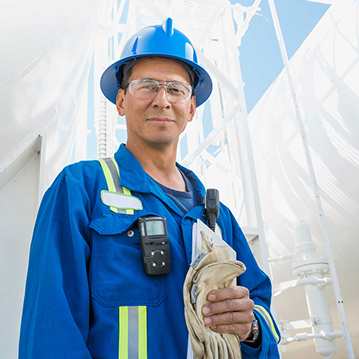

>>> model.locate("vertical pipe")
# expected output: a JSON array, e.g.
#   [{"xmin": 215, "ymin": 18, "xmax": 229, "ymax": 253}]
[
  {"xmin": 268, "ymin": 1, "xmax": 355, "ymax": 358},
  {"xmin": 230, "ymin": 32, "xmax": 272, "ymax": 279},
  {"xmin": 231, "ymin": 38, "xmax": 283, "ymax": 359},
  {"xmin": 221, "ymin": 8, "xmax": 282, "ymax": 355},
  {"xmin": 304, "ymin": 275, "xmax": 336, "ymax": 357},
  {"xmin": 94, "ymin": 0, "xmax": 114, "ymax": 159}
]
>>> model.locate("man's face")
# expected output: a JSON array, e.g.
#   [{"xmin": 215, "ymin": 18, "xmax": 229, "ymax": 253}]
[{"xmin": 116, "ymin": 57, "xmax": 196, "ymax": 149}]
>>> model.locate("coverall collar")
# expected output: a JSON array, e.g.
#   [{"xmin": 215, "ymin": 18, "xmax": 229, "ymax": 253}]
[
  {"xmin": 114, "ymin": 143, "xmax": 152, "ymax": 193},
  {"xmin": 114, "ymin": 144, "xmax": 206, "ymax": 214}
]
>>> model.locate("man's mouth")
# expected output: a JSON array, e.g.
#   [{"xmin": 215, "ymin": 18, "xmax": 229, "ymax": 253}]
[{"xmin": 147, "ymin": 117, "xmax": 174, "ymax": 124}]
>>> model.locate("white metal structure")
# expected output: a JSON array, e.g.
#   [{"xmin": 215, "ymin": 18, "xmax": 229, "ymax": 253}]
[
  {"xmin": 1, "ymin": 0, "xmax": 358, "ymax": 358},
  {"xmin": 267, "ymin": 1, "xmax": 354, "ymax": 357},
  {"xmin": 249, "ymin": 0, "xmax": 359, "ymax": 358},
  {"xmin": 273, "ymin": 221, "xmax": 343, "ymax": 358}
]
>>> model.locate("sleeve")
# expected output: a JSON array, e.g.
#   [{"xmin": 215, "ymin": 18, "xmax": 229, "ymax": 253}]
[
  {"xmin": 19, "ymin": 168, "xmax": 93, "ymax": 359},
  {"xmin": 232, "ymin": 224, "xmax": 281, "ymax": 359}
]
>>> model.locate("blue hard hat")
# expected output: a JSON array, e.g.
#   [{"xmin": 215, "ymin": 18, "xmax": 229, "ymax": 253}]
[{"xmin": 100, "ymin": 18, "xmax": 212, "ymax": 107}]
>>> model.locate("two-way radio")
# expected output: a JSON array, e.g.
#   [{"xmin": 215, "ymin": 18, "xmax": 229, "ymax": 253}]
[{"xmin": 202, "ymin": 188, "xmax": 220, "ymax": 232}]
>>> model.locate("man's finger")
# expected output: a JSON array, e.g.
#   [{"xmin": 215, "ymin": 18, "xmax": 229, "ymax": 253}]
[
  {"xmin": 209, "ymin": 323, "xmax": 252, "ymax": 341},
  {"xmin": 202, "ymin": 298, "xmax": 254, "ymax": 316},
  {"xmin": 207, "ymin": 286, "xmax": 250, "ymax": 302},
  {"xmin": 203, "ymin": 310, "xmax": 254, "ymax": 327}
]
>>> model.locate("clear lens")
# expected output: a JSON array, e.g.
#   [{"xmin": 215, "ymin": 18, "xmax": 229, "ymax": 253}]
[{"xmin": 128, "ymin": 79, "xmax": 191, "ymax": 103}]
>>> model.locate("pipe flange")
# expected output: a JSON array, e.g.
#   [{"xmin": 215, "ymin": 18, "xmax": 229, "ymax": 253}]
[{"xmin": 292, "ymin": 258, "xmax": 329, "ymax": 277}]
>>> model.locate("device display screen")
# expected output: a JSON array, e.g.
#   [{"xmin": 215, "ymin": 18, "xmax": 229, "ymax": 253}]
[{"xmin": 146, "ymin": 220, "xmax": 165, "ymax": 236}]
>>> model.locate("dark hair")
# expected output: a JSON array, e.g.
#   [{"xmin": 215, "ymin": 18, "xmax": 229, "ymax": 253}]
[
  {"xmin": 118, "ymin": 57, "xmax": 196, "ymax": 95},
  {"xmin": 120, "ymin": 66, "xmax": 133, "ymax": 92}
]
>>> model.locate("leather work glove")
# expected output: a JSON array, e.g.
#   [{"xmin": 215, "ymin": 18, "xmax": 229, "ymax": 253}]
[{"xmin": 183, "ymin": 230, "xmax": 246, "ymax": 359}]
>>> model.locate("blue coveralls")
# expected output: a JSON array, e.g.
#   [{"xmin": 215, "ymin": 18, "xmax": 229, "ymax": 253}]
[{"xmin": 19, "ymin": 144, "xmax": 280, "ymax": 358}]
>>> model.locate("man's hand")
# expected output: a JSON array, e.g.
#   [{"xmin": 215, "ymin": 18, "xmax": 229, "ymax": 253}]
[{"xmin": 202, "ymin": 286, "xmax": 254, "ymax": 341}]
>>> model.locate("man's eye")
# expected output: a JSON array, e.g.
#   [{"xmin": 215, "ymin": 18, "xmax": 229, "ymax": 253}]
[
  {"xmin": 139, "ymin": 83, "xmax": 157, "ymax": 90},
  {"xmin": 169, "ymin": 88, "xmax": 180, "ymax": 93},
  {"xmin": 168, "ymin": 87, "xmax": 185, "ymax": 95}
]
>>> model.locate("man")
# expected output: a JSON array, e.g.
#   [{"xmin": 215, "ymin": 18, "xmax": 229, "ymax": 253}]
[{"xmin": 19, "ymin": 18, "xmax": 280, "ymax": 358}]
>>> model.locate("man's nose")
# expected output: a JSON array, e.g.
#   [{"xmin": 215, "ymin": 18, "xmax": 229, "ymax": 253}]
[{"xmin": 152, "ymin": 86, "xmax": 171, "ymax": 107}]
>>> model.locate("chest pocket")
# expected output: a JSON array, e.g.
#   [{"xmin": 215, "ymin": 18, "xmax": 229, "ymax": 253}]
[
  {"xmin": 90, "ymin": 156, "xmax": 167, "ymax": 307},
  {"xmin": 90, "ymin": 215, "xmax": 167, "ymax": 307}
]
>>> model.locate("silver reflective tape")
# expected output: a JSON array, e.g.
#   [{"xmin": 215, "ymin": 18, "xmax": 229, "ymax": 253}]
[
  {"xmin": 103, "ymin": 157, "xmax": 123, "ymax": 194},
  {"xmin": 128, "ymin": 306, "xmax": 139, "ymax": 358},
  {"xmin": 116, "ymin": 208, "xmax": 128, "ymax": 214},
  {"xmin": 254, "ymin": 305, "xmax": 280, "ymax": 342},
  {"xmin": 254, "ymin": 306, "xmax": 269, "ymax": 327},
  {"xmin": 101, "ymin": 191, "xmax": 142, "ymax": 210}
]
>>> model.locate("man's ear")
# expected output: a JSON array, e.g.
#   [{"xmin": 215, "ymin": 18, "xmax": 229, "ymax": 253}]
[
  {"xmin": 116, "ymin": 89, "xmax": 126, "ymax": 116},
  {"xmin": 188, "ymin": 95, "xmax": 196, "ymax": 122}
]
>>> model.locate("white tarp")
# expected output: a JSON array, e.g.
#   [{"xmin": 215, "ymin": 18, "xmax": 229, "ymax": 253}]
[
  {"xmin": 248, "ymin": 0, "xmax": 359, "ymax": 357},
  {"xmin": 0, "ymin": 1, "xmax": 105, "ymax": 357}
]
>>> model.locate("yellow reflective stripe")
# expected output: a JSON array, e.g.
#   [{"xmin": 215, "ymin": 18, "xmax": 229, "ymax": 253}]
[
  {"xmin": 123, "ymin": 187, "xmax": 134, "ymax": 215},
  {"xmin": 138, "ymin": 306, "xmax": 147, "ymax": 359},
  {"xmin": 111, "ymin": 156, "xmax": 134, "ymax": 215},
  {"xmin": 254, "ymin": 305, "xmax": 280, "ymax": 343},
  {"xmin": 99, "ymin": 158, "xmax": 118, "ymax": 212},
  {"xmin": 119, "ymin": 307, "xmax": 129, "ymax": 359}
]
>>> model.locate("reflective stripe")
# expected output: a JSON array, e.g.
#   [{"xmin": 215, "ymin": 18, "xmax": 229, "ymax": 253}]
[
  {"xmin": 128, "ymin": 307, "xmax": 139, "ymax": 357},
  {"xmin": 138, "ymin": 306, "xmax": 147, "ymax": 359},
  {"xmin": 105, "ymin": 157, "xmax": 124, "ymax": 194},
  {"xmin": 254, "ymin": 304, "xmax": 280, "ymax": 343},
  {"xmin": 99, "ymin": 158, "xmax": 125, "ymax": 213},
  {"xmin": 119, "ymin": 306, "xmax": 147, "ymax": 359},
  {"xmin": 122, "ymin": 188, "xmax": 134, "ymax": 215},
  {"xmin": 119, "ymin": 307, "xmax": 129, "ymax": 359},
  {"xmin": 99, "ymin": 157, "xmax": 141, "ymax": 215},
  {"xmin": 99, "ymin": 158, "xmax": 117, "ymax": 193},
  {"xmin": 110, "ymin": 156, "xmax": 120, "ymax": 180},
  {"xmin": 101, "ymin": 191, "xmax": 142, "ymax": 211}
]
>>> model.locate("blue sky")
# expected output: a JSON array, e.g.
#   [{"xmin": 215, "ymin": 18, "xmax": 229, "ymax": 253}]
[
  {"xmin": 86, "ymin": 0, "xmax": 330, "ymax": 159},
  {"xmin": 232, "ymin": 0, "xmax": 330, "ymax": 112}
]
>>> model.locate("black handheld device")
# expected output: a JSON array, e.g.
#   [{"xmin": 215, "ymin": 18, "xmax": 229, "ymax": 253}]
[
  {"xmin": 138, "ymin": 216, "xmax": 170, "ymax": 275},
  {"xmin": 203, "ymin": 188, "xmax": 220, "ymax": 232}
]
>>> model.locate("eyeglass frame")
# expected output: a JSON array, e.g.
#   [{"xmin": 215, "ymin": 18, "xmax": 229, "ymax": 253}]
[{"xmin": 119, "ymin": 78, "xmax": 194, "ymax": 104}]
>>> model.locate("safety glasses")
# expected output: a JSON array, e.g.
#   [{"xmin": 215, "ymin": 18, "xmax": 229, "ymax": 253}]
[{"xmin": 124, "ymin": 78, "xmax": 192, "ymax": 103}]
